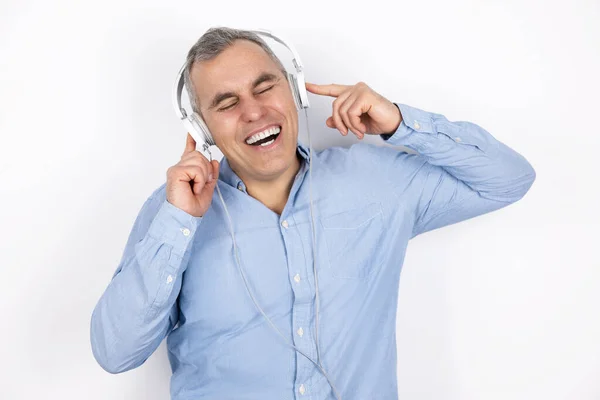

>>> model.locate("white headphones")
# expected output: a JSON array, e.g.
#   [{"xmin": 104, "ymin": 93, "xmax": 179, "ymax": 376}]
[{"xmin": 172, "ymin": 29, "xmax": 311, "ymax": 152}]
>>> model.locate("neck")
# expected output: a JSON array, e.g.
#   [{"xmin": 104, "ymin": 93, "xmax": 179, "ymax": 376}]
[{"xmin": 240, "ymin": 153, "xmax": 302, "ymax": 215}]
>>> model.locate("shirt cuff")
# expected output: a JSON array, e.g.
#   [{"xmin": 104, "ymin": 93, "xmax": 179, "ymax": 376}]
[
  {"xmin": 382, "ymin": 102, "xmax": 496, "ymax": 156},
  {"xmin": 146, "ymin": 199, "xmax": 203, "ymax": 256},
  {"xmin": 380, "ymin": 103, "xmax": 437, "ymax": 146}
]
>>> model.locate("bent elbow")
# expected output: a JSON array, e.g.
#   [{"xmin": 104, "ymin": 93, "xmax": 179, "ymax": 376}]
[
  {"xmin": 92, "ymin": 347, "xmax": 127, "ymax": 375},
  {"xmin": 90, "ymin": 309, "xmax": 144, "ymax": 375},
  {"xmin": 91, "ymin": 333, "xmax": 145, "ymax": 374},
  {"xmin": 516, "ymin": 162, "xmax": 536, "ymax": 200},
  {"xmin": 479, "ymin": 161, "xmax": 536, "ymax": 204}
]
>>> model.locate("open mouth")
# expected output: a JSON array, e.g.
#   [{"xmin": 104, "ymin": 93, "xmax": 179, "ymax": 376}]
[{"xmin": 245, "ymin": 126, "xmax": 281, "ymax": 147}]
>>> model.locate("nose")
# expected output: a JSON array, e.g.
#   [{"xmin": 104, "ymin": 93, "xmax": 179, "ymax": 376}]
[{"xmin": 239, "ymin": 96, "xmax": 267, "ymax": 123}]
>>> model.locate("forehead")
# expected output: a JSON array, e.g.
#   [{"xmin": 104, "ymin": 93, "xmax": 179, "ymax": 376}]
[{"xmin": 190, "ymin": 40, "xmax": 282, "ymax": 101}]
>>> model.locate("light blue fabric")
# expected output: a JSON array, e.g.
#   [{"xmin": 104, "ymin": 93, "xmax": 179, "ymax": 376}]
[{"xmin": 91, "ymin": 103, "xmax": 535, "ymax": 399}]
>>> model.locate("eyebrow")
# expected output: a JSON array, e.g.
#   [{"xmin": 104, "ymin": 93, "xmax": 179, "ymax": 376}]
[{"xmin": 208, "ymin": 72, "xmax": 280, "ymax": 109}]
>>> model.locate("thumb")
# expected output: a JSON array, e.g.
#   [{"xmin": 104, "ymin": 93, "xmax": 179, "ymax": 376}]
[
  {"xmin": 202, "ymin": 160, "xmax": 220, "ymax": 191},
  {"xmin": 210, "ymin": 160, "xmax": 220, "ymax": 180}
]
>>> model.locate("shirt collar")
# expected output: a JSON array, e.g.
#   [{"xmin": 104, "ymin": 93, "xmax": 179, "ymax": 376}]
[{"xmin": 218, "ymin": 140, "xmax": 311, "ymax": 190}]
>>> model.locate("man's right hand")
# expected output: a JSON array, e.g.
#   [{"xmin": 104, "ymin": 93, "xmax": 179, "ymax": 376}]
[{"xmin": 166, "ymin": 133, "xmax": 220, "ymax": 217}]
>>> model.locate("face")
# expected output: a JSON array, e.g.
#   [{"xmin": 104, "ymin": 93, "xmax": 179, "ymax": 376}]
[{"xmin": 190, "ymin": 40, "xmax": 299, "ymax": 183}]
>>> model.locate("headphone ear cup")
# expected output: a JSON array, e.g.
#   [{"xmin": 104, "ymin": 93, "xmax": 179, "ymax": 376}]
[
  {"xmin": 288, "ymin": 72, "xmax": 310, "ymax": 110},
  {"xmin": 294, "ymin": 70, "xmax": 310, "ymax": 109},
  {"xmin": 190, "ymin": 113, "xmax": 215, "ymax": 146},
  {"xmin": 287, "ymin": 73, "xmax": 302, "ymax": 111}
]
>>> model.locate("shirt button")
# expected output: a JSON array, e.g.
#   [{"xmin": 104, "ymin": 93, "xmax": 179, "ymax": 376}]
[
  {"xmin": 237, "ymin": 182, "xmax": 244, "ymax": 191},
  {"xmin": 281, "ymin": 220, "xmax": 289, "ymax": 229},
  {"xmin": 166, "ymin": 275, "xmax": 173, "ymax": 284},
  {"xmin": 455, "ymin": 137, "xmax": 462, "ymax": 142},
  {"xmin": 299, "ymin": 384, "xmax": 306, "ymax": 395},
  {"xmin": 294, "ymin": 274, "xmax": 301, "ymax": 283},
  {"xmin": 181, "ymin": 228, "xmax": 191, "ymax": 237},
  {"xmin": 297, "ymin": 327, "xmax": 304, "ymax": 337},
  {"xmin": 413, "ymin": 121, "xmax": 420, "ymax": 130}
]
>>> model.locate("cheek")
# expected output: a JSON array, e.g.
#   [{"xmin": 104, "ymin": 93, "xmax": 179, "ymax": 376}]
[
  {"xmin": 269, "ymin": 84, "xmax": 295, "ymax": 109},
  {"xmin": 208, "ymin": 116, "xmax": 238, "ymax": 146}
]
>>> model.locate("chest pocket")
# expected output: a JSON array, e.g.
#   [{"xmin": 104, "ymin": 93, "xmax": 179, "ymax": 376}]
[{"xmin": 320, "ymin": 202, "xmax": 384, "ymax": 280}]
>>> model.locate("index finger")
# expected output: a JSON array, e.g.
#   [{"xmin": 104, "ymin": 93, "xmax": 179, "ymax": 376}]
[
  {"xmin": 183, "ymin": 132, "xmax": 196, "ymax": 155},
  {"xmin": 305, "ymin": 82, "xmax": 349, "ymax": 98}
]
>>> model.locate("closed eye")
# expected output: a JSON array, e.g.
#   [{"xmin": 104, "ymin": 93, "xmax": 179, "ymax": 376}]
[
  {"xmin": 218, "ymin": 101, "xmax": 237, "ymax": 111},
  {"xmin": 217, "ymin": 85, "xmax": 275, "ymax": 111},
  {"xmin": 257, "ymin": 85, "xmax": 274, "ymax": 94}
]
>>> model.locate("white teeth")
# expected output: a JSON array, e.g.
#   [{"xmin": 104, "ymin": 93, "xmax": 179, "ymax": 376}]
[
  {"xmin": 260, "ymin": 139, "xmax": 275, "ymax": 146},
  {"xmin": 245, "ymin": 126, "xmax": 281, "ymax": 145}
]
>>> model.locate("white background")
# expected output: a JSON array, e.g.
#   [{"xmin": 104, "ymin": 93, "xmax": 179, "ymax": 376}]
[{"xmin": 1, "ymin": 0, "xmax": 599, "ymax": 399}]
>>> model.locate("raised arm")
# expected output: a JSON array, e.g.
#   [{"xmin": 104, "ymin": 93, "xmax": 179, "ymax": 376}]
[{"xmin": 90, "ymin": 133, "xmax": 219, "ymax": 373}]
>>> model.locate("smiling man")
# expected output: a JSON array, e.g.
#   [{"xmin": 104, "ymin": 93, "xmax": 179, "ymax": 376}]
[
  {"xmin": 90, "ymin": 27, "xmax": 536, "ymax": 400},
  {"xmin": 186, "ymin": 37, "xmax": 303, "ymax": 215}
]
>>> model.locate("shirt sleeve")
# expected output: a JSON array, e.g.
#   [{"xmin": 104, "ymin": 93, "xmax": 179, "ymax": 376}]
[
  {"xmin": 381, "ymin": 103, "xmax": 536, "ymax": 238},
  {"xmin": 90, "ymin": 187, "xmax": 202, "ymax": 373}
]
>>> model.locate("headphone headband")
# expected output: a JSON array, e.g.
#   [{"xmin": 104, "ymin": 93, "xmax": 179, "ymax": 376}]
[
  {"xmin": 173, "ymin": 64, "xmax": 188, "ymax": 120},
  {"xmin": 252, "ymin": 29, "xmax": 305, "ymax": 73}
]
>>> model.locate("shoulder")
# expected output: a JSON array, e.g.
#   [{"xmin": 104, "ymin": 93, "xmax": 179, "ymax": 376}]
[
  {"xmin": 134, "ymin": 182, "xmax": 168, "ymax": 221},
  {"xmin": 313, "ymin": 142, "xmax": 432, "ymax": 203},
  {"xmin": 315, "ymin": 141, "xmax": 424, "ymax": 172}
]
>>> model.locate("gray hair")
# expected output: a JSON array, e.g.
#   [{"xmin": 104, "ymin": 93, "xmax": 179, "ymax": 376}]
[{"xmin": 183, "ymin": 27, "xmax": 288, "ymax": 115}]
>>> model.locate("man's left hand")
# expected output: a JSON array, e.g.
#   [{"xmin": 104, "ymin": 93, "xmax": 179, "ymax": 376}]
[{"xmin": 305, "ymin": 82, "xmax": 402, "ymax": 139}]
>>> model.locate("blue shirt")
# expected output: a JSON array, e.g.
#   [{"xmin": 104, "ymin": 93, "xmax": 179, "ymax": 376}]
[{"xmin": 90, "ymin": 103, "xmax": 535, "ymax": 399}]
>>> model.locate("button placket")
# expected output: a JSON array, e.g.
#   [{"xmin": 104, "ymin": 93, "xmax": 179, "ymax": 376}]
[
  {"xmin": 282, "ymin": 212, "xmax": 317, "ymax": 397},
  {"xmin": 293, "ymin": 303, "xmax": 317, "ymax": 396}
]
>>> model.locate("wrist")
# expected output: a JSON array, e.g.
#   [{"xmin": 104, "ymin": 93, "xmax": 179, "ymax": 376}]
[{"xmin": 381, "ymin": 103, "xmax": 403, "ymax": 137}]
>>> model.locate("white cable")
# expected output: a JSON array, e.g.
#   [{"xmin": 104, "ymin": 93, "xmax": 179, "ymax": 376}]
[
  {"xmin": 304, "ymin": 107, "xmax": 342, "ymax": 399},
  {"xmin": 305, "ymin": 108, "xmax": 321, "ymax": 364},
  {"xmin": 206, "ymin": 111, "xmax": 342, "ymax": 399}
]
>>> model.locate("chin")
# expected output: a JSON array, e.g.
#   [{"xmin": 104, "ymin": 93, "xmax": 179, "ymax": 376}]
[
  {"xmin": 251, "ymin": 154, "xmax": 295, "ymax": 180},
  {"xmin": 258, "ymin": 152, "xmax": 300, "ymax": 181}
]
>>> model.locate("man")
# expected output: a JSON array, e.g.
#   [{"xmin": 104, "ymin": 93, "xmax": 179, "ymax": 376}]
[{"xmin": 90, "ymin": 27, "xmax": 535, "ymax": 400}]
